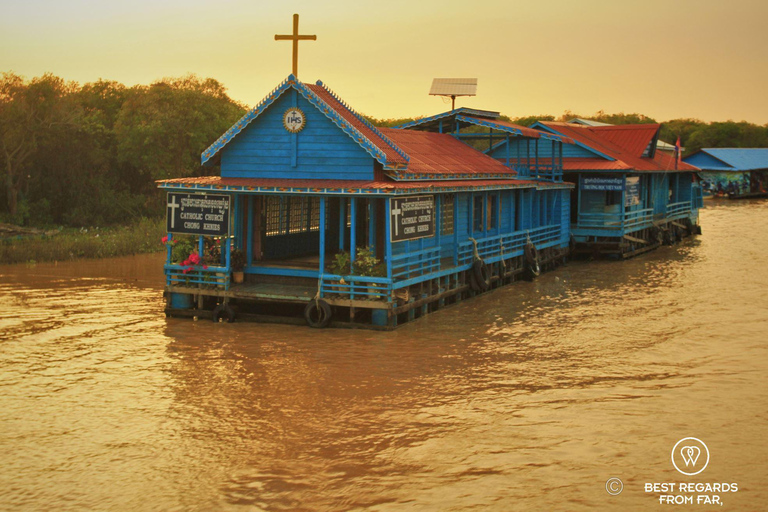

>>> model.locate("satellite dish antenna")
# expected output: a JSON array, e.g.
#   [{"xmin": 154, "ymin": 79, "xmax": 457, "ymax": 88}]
[{"xmin": 429, "ymin": 78, "xmax": 477, "ymax": 110}]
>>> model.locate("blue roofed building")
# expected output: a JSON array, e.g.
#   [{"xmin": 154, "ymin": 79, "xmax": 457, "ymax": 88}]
[{"xmin": 683, "ymin": 148, "xmax": 768, "ymax": 198}]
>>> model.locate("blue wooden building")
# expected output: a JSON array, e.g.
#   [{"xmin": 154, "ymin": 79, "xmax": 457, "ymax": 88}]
[
  {"xmin": 683, "ymin": 148, "xmax": 768, "ymax": 199},
  {"xmin": 488, "ymin": 122, "xmax": 703, "ymax": 257},
  {"xmin": 158, "ymin": 75, "xmax": 575, "ymax": 328}
]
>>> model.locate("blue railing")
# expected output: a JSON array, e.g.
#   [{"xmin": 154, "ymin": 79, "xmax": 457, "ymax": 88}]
[
  {"xmin": 391, "ymin": 247, "xmax": 441, "ymax": 281},
  {"xmin": 165, "ymin": 264, "xmax": 230, "ymax": 290},
  {"xmin": 512, "ymin": 163, "xmax": 563, "ymax": 181},
  {"xmin": 577, "ymin": 208, "xmax": 654, "ymax": 231},
  {"xmin": 457, "ymin": 224, "xmax": 562, "ymax": 265},
  {"xmin": 320, "ymin": 274, "xmax": 392, "ymax": 300},
  {"xmin": 667, "ymin": 201, "xmax": 692, "ymax": 219}
]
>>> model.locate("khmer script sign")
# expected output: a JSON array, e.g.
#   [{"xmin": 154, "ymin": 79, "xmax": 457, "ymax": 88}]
[
  {"xmin": 166, "ymin": 193, "xmax": 230, "ymax": 236},
  {"xmin": 390, "ymin": 195, "xmax": 435, "ymax": 242}
]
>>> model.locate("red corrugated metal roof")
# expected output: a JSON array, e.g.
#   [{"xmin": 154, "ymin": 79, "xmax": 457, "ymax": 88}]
[
  {"xmin": 540, "ymin": 122, "xmax": 698, "ymax": 172},
  {"xmin": 304, "ymin": 84, "xmax": 408, "ymax": 167},
  {"xmin": 157, "ymin": 176, "xmax": 568, "ymax": 191},
  {"xmin": 379, "ymin": 128, "xmax": 516, "ymax": 176}
]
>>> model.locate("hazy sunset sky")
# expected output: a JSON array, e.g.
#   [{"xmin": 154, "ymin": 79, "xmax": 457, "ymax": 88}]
[{"xmin": 2, "ymin": 0, "xmax": 767, "ymax": 123}]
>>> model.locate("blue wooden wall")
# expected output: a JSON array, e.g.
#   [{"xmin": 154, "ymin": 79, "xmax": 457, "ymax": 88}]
[
  {"xmin": 488, "ymin": 137, "xmax": 598, "ymax": 161},
  {"xmin": 221, "ymin": 90, "xmax": 375, "ymax": 180},
  {"xmin": 390, "ymin": 188, "xmax": 569, "ymax": 258}
]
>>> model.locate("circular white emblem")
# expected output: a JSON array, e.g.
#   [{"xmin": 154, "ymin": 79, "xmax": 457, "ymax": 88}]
[
  {"xmin": 283, "ymin": 107, "xmax": 306, "ymax": 133},
  {"xmin": 671, "ymin": 437, "xmax": 710, "ymax": 476}
]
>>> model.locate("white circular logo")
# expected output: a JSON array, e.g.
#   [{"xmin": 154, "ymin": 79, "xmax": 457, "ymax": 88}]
[
  {"xmin": 283, "ymin": 107, "xmax": 305, "ymax": 133},
  {"xmin": 605, "ymin": 477, "xmax": 623, "ymax": 495},
  {"xmin": 671, "ymin": 437, "xmax": 710, "ymax": 476}
]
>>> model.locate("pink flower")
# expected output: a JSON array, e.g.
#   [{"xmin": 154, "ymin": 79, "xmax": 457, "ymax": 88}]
[
  {"xmin": 182, "ymin": 267, "xmax": 191, "ymax": 274},
  {"xmin": 161, "ymin": 235, "xmax": 168, "ymax": 245},
  {"xmin": 202, "ymin": 265, "xmax": 208, "ymax": 270}
]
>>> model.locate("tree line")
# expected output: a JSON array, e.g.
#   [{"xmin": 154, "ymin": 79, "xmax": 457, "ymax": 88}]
[
  {"xmin": 0, "ymin": 72, "xmax": 246, "ymax": 227},
  {"xmin": 3, "ymin": 72, "xmax": 768, "ymax": 228}
]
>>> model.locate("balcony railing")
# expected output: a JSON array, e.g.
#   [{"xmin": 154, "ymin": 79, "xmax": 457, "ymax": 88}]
[
  {"xmin": 457, "ymin": 224, "xmax": 562, "ymax": 266},
  {"xmin": 320, "ymin": 274, "xmax": 391, "ymax": 300},
  {"xmin": 391, "ymin": 247, "xmax": 441, "ymax": 281},
  {"xmin": 165, "ymin": 264, "xmax": 230, "ymax": 290},
  {"xmin": 667, "ymin": 201, "xmax": 692, "ymax": 219},
  {"xmin": 577, "ymin": 208, "xmax": 654, "ymax": 232}
]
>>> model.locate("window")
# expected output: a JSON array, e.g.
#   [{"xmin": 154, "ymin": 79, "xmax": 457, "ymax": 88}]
[
  {"xmin": 441, "ymin": 194, "xmax": 454, "ymax": 235},
  {"xmin": 309, "ymin": 197, "xmax": 321, "ymax": 231},
  {"xmin": 288, "ymin": 197, "xmax": 308, "ymax": 234},
  {"xmin": 473, "ymin": 195, "xmax": 484, "ymax": 232},
  {"xmin": 265, "ymin": 196, "xmax": 283, "ymax": 236},
  {"xmin": 487, "ymin": 194, "xmax": 498, "ymax": 230}
]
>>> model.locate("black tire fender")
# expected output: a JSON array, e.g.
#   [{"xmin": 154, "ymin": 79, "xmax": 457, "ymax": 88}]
[
  {"xmin": 472, "ymin": 259, "xmax": 490, "ymax": 291},
  {"xmin": 212, "ymin": 304, "xmax": 236, "ymax": 323},
  {"xmin": 304, "ymin": 299, "xmax": 332, "ymax": 328},
  {"xmin": 523, "ymin": 242, "xmax": 541, "ymax": 279}
]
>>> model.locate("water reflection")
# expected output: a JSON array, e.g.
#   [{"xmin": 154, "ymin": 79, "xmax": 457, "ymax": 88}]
[{"xmin": 1, "ymin": 200, "xmax": 767, "ymax": 510}]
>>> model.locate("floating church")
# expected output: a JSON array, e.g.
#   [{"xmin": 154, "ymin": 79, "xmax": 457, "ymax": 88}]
[
  {"xmin": 158, "ymin": 16, "xmax": 580, "ymax": 328},
  {"xmin": 158, "ymin": 16, "xmax": 702, "ymax": 328}
]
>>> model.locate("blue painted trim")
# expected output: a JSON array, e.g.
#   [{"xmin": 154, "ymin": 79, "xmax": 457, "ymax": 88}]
[
  {"xmin": 319, "ymin": 197, "xmax": 326, "ymax": 273},
  {"xmin": 158, "ymin": 181, "xmax": 573, "ymax": 195},
  {"xmin": 245, "ymin": 266, "xmax": 318, "ymax": 278},
  {"xmin": 393, "ymin": 108, "xmax": 501, "ymax": 130},
  {"xmin": 350, "ymin": 197, "xmax": 357, "ymax": 265}
]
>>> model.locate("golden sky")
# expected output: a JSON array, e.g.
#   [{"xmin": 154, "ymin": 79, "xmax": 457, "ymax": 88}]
[{"xmin": 2, "ymin": 0, "xmax": 768, "ymax": 123}]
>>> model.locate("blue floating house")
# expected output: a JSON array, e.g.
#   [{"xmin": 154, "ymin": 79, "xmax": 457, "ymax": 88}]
[
  {"xmin": 488, "ymin": 122, "xmax": 703, "ymax": 257},
  {"xmin": 683, "ymin": 148, "xmax": 768, "ymax": 199},
  {"xmin": 157, "ymin": 75, "xmax": 575, "ymax": 328}
]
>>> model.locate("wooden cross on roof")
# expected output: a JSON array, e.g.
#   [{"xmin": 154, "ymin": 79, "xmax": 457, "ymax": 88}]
[{"xmin": 275, "ymin": 14, "xmax": 316, "ymax": 78}]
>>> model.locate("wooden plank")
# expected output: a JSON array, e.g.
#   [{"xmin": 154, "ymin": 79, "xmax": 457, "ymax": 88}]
[{"xmin": 623, "ymin": 234, "xmax": 648, "ymax": 244}]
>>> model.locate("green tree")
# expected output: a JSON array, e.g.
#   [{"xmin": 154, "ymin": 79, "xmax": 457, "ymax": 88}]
[
  {"xmin": 114, "ymin": 75, "xmax": 245, "ymax": 184},
  {"xmin": 0, "ymin": 72, "xmax": 80, "ymax": 220}
]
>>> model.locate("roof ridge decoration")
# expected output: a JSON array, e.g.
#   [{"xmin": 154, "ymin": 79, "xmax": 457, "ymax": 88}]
[
  {"xmin": 201, "ymin": 75, "xmax": 296, "ymax": 165},
  {"xmin": 201, "ymin": 75, "xmax": 404, "ymax": 169},
  {"xmin": 315, "ymin": 80, "xmax": 410, "ymax": 165}
]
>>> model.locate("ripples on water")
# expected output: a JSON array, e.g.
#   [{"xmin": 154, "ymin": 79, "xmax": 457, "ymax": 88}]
[{"xmin": 1, "ymin": 200, "xmax": 767, "ymax": 511}]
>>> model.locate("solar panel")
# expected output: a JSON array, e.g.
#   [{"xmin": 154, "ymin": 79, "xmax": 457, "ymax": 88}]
[{"xmin": 429, "ymin": 78, "xmax": 478, "ymax": 97}]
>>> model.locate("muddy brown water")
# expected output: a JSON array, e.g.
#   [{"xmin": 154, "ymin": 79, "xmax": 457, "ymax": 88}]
[{"xmin": 1, "ymin": 200, "xmax": 767, "ymax": 511}]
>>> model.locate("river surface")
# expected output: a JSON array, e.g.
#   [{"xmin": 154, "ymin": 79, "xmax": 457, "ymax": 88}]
[{"xmin": 1, "ymin": 200, "xmax": 767, "ymax": 511}]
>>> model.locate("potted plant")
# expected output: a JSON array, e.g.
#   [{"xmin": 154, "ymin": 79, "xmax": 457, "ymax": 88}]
[
  {"xmin": 353, "ymin": 246, "xmax": 386, "ymax": 298},
  {"xmin": 230, "ymin": 248, "xmax": 246, "ymax": 284}
]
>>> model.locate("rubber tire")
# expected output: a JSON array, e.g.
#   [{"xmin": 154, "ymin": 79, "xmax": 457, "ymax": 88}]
[
  {"xmin": 304, "ymin": 299, "xmax": 332, "ymax": 328},
  {"xmin": 212, "ymin": 304, "xmax": 236, "ymax": 323},
  {"xmin": 472, "ymin": 259, "xmax": 490, "ymax": 291},
  {"xmin": 664, "ymin": 228, "xmax": 676, "ymax": 245},
  {"xmin": 468, "ymin": 268, "xmax": 481, "ymax": 293},
  {"xmin": 524, "ymin": 243, "xmax": 541, "ymax": 280},
  {"xmin": 524, "ymin": 258, "xmax": 541, "ymax": 280}
]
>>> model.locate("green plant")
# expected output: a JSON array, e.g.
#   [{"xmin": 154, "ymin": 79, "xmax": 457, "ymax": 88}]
[
  {"xmin": 170, "ymin": 235, "xmax": 195, "ymax": 264},
  {"xmin": 230, "ymin": 248, "xmax": 246, "ymax": 272},
  {"xmin": 353, "ymin": 246, "xmax": 386, "ymax": 277},
  {"xmin": 329, "ymin": 251, "xmax": 351, "ymax": 276}
]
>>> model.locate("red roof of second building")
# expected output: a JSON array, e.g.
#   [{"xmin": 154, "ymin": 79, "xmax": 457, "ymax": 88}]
[
  {"xmin": 540, "ymin": 122, "xmax": 698, "ymax": 172},
  {"xmin": 380, "ymin": 128, "xmax": 516, "ymax": 176}
]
